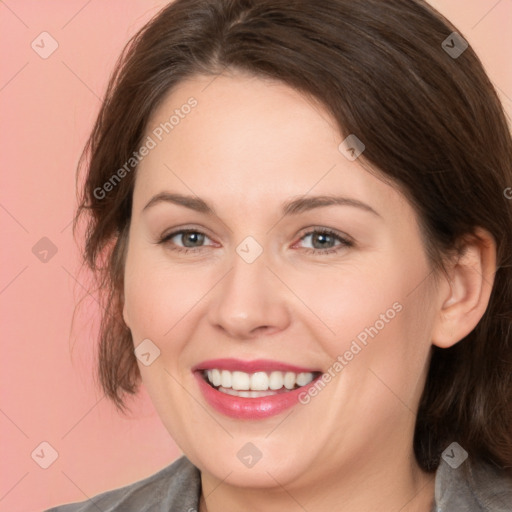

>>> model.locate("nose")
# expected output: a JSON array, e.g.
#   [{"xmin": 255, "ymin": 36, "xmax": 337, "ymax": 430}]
[{"xmin": 206, "ymin": 248, "xmax": 291, "ymax": 340}]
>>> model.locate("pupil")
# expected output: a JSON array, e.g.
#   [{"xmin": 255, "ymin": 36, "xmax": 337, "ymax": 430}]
[
  {"xmin": 184, "ymin": 232, "xmax": 204, "ymax": 247},
  {"xmin": 313, "ymin": 233, "xmax": 333, "ymax": 249}
]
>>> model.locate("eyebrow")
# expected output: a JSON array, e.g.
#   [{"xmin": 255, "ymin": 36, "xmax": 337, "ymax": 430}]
[{"xmin": 142, "ymin": 192, "xmax": 381, "ymax": 218}]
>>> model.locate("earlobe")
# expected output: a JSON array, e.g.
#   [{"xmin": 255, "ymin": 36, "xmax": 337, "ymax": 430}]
[{"xmin": 431, "ymin": 228, "xmax": 496, "ymax": 349}]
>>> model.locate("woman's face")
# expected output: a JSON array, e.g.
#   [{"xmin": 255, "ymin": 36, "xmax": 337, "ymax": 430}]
[{"xmin": 123, "ymin": 71, "xmax": 441, "ymax": 489}]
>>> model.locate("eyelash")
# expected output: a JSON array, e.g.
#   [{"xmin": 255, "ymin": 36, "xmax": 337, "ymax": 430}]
[{"xmin": 157, "ymin": 227, "xmax": 354, "ymax": 256}]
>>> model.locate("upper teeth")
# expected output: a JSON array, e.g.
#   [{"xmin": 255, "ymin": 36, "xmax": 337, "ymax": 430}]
[{"xmin": 205, "ymin": 369, "xmax": 315, "ymax": 391}]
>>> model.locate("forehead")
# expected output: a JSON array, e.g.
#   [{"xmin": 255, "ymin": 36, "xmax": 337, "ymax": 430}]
[{"xmin": 134, "ymin": 72, "xmax": 408, "ymax": 220}]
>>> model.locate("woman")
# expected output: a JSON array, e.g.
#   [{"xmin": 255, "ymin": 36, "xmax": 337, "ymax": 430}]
[{"xmin": 46, "ymin": 0, "xmax": 512, "ymax": 510}]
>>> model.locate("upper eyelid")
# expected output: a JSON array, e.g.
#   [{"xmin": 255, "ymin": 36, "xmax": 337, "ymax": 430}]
[{"xmin": 161, "ymin": 225, "xmax": 214, "ymax": 240}]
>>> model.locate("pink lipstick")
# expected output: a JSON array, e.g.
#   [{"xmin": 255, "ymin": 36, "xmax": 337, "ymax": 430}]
[{"xmin": 192, "ymin": 358, "xmax": 322, "ymax": 420}]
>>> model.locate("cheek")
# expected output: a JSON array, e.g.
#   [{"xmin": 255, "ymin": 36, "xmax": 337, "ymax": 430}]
[
  {"xmin": 306, "ymin": 253, "xmax": 433, "ymax": 370},
  {"xmin": 123, "ymin": 247, "xmax": 212, "ymax": 341},
  {"xmin": 320, "ymin": 271, "xmax": 433, "ymax": 410},
  {"xmin": 292, "ymin": 259, "xmax": 403, "ymax": 351}
]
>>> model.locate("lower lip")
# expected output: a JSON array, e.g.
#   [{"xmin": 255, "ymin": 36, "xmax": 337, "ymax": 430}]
[{"xmin": 194, "ymin": 371, "xmax": 320, "ymax": 420}]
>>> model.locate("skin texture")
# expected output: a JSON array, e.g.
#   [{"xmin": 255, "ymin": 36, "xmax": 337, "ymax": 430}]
[{"xmin": 122, "ymin": 71, "xmax": 496, "ymax": 512}]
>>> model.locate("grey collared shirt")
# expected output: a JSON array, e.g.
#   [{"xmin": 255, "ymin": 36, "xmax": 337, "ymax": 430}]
[{"xmin": 45, "ymin": 455, "xmax": 512, "ymax": 511}]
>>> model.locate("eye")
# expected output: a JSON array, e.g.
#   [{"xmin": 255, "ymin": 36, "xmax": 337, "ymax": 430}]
[
  {"xmin": 295, "ymin": 228, "xmax": 354, "ymax": 255},
  {"xmin": 156, "ymin": 227, "xmax": 354, "ymax": 256},
  {"xmin": 157, "ymin": 229, "xmax": 215, "ymax": 254}
]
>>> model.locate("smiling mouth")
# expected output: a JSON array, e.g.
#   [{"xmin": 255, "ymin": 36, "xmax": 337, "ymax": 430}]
[{"xmin": 200, "ymin": 369, "xmax": 323, "ymax": 398}]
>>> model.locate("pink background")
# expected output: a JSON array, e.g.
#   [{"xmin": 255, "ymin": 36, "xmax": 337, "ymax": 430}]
[{"xmin": 0, "ymin": 1, "xmax": 510, "ymax": 510}]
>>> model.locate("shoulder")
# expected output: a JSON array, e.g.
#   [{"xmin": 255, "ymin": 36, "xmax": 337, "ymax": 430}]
[
  {"xmin": 44, "ymin": 455, "xmax": 201, "ymax": 512},
  {"xmin": 434, "ymin": 457, "xmax": 512, "ymax": 512}
]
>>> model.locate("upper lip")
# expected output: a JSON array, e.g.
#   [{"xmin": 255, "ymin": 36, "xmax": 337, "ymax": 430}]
[{"xmin": 192, "ymin": 358, "xmax": 320, "ymax": 374}]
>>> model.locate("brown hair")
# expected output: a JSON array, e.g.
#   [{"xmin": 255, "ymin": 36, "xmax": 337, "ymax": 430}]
[{"xmin": 73, "ymin": 0, "xmax": 512, "ymax": 473}]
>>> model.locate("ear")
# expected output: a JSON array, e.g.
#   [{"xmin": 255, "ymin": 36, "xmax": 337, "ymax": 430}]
[{"xmin": 431, "ymin": 227, "xmax": 497, "ymax": 348}]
